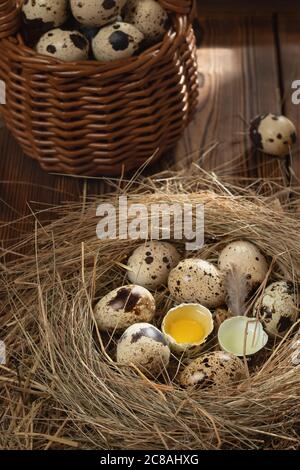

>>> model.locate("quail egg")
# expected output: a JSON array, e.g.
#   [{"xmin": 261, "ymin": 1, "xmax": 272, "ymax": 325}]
[
  {"xmin": 250, "ymin": 113, "xmax": 297, "ymax": 157},
  {"xmin": 124, "ymin": 0, "xmax": 169, "ymax": 43},
  {"xmin": 252, "ymin": 281, "xmax": 298, "ymax": 337},
  {"xmin": 94, "ymin": 285, "xmax": 155, "ymax": 332},
  {"xmin": 70, "ymin": 0, "xmax": 125, "ymax": 27},
  {"xmin": 168, "ymin": 259, "xmax": 226, "ymax": 308},
  {"xmin": 36, "ymin": 29, "xmax": 89, "ymax": 61},
  {"xmin": 22, "ymin": 0, "xmax": 69, "ymax": 29},
  {"xmin": 92, "ymin": 21, "xmax": 144, "ymax": 61},
  {"xmin": 127, "ymin": 241, "xmax": 180, "ymax": 289},
  {"xmin": 218, "ymin": 240, "xmax": 268, "ymax": 289},
  {"xmin": 179, "ymin": 351, "xmax": 246, "ymax": 389},
  {"xmin": 117, "ymin": 322, "xmax": 170, "ymax": 376},
  {"xmin": 290, "ymin": 340, "xmax": 300, "ymax": 366}
]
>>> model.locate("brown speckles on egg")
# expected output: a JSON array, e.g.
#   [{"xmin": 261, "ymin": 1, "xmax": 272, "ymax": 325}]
[
  {"xmin": 127, "ymin": 241, "xmax": 180, "ymax": 289},
  {"xmin": 250, "ymin": 113, "xmax": 297, "ymax": 156},
  {"xmin": 253, "ymin": 281, "xmax": 298, "ymax": 337},
  {"xmin": 179, "ymin": 352, "xmax": 245, "ymax": 389},
  {"xmin": 124, "ymin": 0, "xmax": 168, "ymax": 42},
  {"xmin": 117, "ymin": 323, "xmax": 170, "ymax": 376},
  {"xmin": 168, "ymin": 259, "xmax": 226, "ymax": 308},
  {"xmin": 95, "ymin": 285, "xmax": 155, "ymax": 331},
  {"xmin": 22, "ymin": 0, "xmax": 68, "ymax": 29},
  {"xmin": 70, "ymin": 0, "xmax": 123, "ymax": 27}
]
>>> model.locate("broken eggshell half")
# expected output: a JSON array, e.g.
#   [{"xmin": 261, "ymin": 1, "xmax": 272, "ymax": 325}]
[
  {"xmin": 218, "ymin": 316, "xmax": 268, "ymax": 356},
  {"xmin": 161, "ymin": 303, "xmax": 214, "ymax": 354}
]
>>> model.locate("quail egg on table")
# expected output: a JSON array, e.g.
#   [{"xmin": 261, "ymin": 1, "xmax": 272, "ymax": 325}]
[
  {"xmin": 250, "ymin": 114, "xmax": 297, "ymax": 157},
  {"xmin": 22, "ymin": 0, "xmax": 69, "ymax": 29},
  {"xmin": 92, "ymin": 22, "xmax": 145, "ymax": 61},
  {"xmin": 179, "ymin": 351, "xmax": 246, "ymax": 389},
  {"xmin": 117, "ymin": 323, "xmax": 170, "ymax": 376},
  {"xmin": 94, "ymin": 285, "xmax": 155, "ymax": 332},
  {"xmin": 126, "ymin": 241, "xmax": 180, "ymax": 289},
  {"xmin": 168, "ymin": 259, "xmax": 226, "ymax": 308},
  {"xmin": 218, "ymin": 240, "xmax": 268, "ymax": 289},
  {"xmin": 124, "ymin": 0, "xmax": 169, "ymax": 42},
  {"xmin": 70, "ymin": 0, "xmax": 125, "ymax": 27},
  {"xmin": 36, "ymin": 29, "xmax": 89, "ymax": 61},
  {"xmin": 252, "ymin": 281, "xmax": 298, "ymax": 337}
]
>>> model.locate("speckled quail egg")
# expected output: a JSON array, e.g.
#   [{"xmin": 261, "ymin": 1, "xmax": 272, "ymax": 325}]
[
  {"xmin": 36, "ymin": 29, "xmax": 89, "ymax": 61},
  {"xmin": 124, "ymin": 0, "xmax": 169, "ymax": 42},
  {"xmin": 168, "ymin": 259, "xmax": 226, "ymax": 308},
  {"xmin": 250, "ymin": 113, "xmax": 297, "ymax": 157},
  {"xmin": 70, "ymin": 0, "xmax": 125, "ymax": 27},
  {"xmin": 92, "ymin": 21, "xmax": 144, "ymax": 61},
  {"xmin": 22, "ymin": 0, "xmax": 69, "ymax": 29},
  {"xmin": 252, "ymin": 281, "xmax": 298, "ymax": 337},
  {"xmin": 117, "ymin": 322, "xmax": 170, "ymax": 375},
  {"xmin": 179, "ymin": 351, "xmax": 246, "ymax": 389},
  {"xmin": 218, "ymin": 240, "xmax": 268, "ymax": 289},
  {"xmin": 94, "ymin": 285, "xmax": 156, "ymax": 332},
  {"xmin": 127, "ymin": 241, "xmax": 180, "ymax": 290}
]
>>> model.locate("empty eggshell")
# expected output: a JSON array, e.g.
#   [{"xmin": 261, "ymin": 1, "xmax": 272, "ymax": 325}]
[
  {"xmin": 168, "ymin": 259, "xmax": 226, "ymax": 308},
  {"xmin": 92, "ymin": 22, "xmax": 144, "ymax": 61},
  {"xmin": 124, "ymin": 0, "xmax": 169, "ymax": 42},
  {"xmin": 70, "ymin": 0, "xmax": 125, "ymax": 27},
  {"xmin": 218, "ymin": 240, "xmax": 268, "ymax": 289},
  {"xmin": 252, "ymin": 281, "xmax": 298, "ymax": 337},
  {"xmin": 179, "ymin": 351, "xmax": 245, "ymax": 389},
  {"xmin": 94, "ymin": 285, "xmax": 155, "ymax": 332},
  {"xmin": 250, "ymin": 113, "xmax": 297, "ymax": 157},
  {"xmin": 127, "ymin": 241, "xmax": 180, "ymax": 289},
  {"xmin": 22, "ymin": 0, "xmax": 69, "ymax": 29},
  {"xmin": 117, "ymin": 322, "xmax": 170, "ymax": 375},
  {"xmin": 36, "ymin": 29, "xmax": 89, "ymax": 61}
]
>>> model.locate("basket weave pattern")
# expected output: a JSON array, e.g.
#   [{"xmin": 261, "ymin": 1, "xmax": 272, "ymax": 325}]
[{"xmin": 0, "ymin": 0, "xmax": 199, "ymax": 176}]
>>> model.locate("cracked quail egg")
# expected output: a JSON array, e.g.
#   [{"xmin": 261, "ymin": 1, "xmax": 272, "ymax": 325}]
[
  {"xmin": 252, "ymin": 281, "xmax": 298, "ymax": 337},
  {"xmin": 92, "ymin": 21, "xmax": 144, "ymax": 61},
  {"xmin": 117, "ymin": 322, "xmax": 170, "ymax": 375},
  {"xmin": 94, "ymin": 284, "xmax": 155, "ymax": 332},
  {"xmin": 127, "ymin": 241, "xmax": 180, "ymax": 289},
  {"xmin": 70, "ymin": 0, "xmax": 125, "ymax": 27},
  {"xmin": 22, "ymin": 0, "xmax": 69, "ymax": 29},
  {"xmin": 218, "ymin": 240, "xmax": 268, "ymax": 289},
  {"xmin": 168, "ymin": 259, "xmax": 226, "ymax": 308},
  {"xmin": 179, "ymin": 351, "xmax": 246, "ymax": 389},
  {"xmin": 36, "ymin": 29, "xmax": 89, "ymax": 61},
  {"xmin": 124, "ymin": 0, "xmax": 169, "ymax": 42},
  {"xmin": 250, "ymin": 113, "xmax": 297, "ymax": 157}
]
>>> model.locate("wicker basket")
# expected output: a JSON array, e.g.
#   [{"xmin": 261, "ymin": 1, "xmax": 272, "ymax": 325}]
[{"xmin": 0, "ymin": 0, "xmax": 199, "ymax": 176}]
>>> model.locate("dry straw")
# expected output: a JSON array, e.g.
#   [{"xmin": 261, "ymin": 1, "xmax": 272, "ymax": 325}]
[{"xmin": 1, "ymin": 166, "xmax": 300, "ymax": 450}]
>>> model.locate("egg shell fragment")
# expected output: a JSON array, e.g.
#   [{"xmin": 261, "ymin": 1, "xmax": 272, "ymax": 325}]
[
  {"xmin": 94, "ymin": 285, "xmax": 155, "ymax": 332},
  {"xmin": 70, "ymin": 0, "xmax": 125, "ymax": 27},
  {"xmin": 168, "ymin": 259, "xmax": 226, "ymax": 308},
  {"xmin": 92, "ymin": 22, "xmax": 145, "ymax": 61},
  {"xmin": 179, "ymin": 351, "xmax": 246, "ymax": 389},
  {"xmin": 22, "ymin": 0, "xmax": 69, "ymax": 28},
  {"xmin": 250, "ymin": 113, "xmax": 297, "ymax": 157},
  {"xmin": 218, "ymin": 240, "xmax": 268, "ymax": 288},
  {"xmin": 252, "ymin": 281, "xmax": 298, "ymax": 337},
  {"xmin": 117, "ymin": 323, "xmax": 170, "ymax": 376},
  {"xmin": 127, "ymin": 241, "xmax": 180, "ymax": 289},
  {"xmin": 36, "ymin": 29, "xmax": 89, "ymax": 61},
  {"xmin": 124, "ymin": 0, "xmax": 169, "ymax": 42}
]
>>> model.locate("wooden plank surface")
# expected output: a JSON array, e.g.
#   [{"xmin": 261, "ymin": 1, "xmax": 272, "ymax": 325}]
[
  {"xmin": 174, "ymin": 15, "xmax": 285, "ymax": 182},
  {"xmin": 277, "ymin": 14, "xmax": 300, "ymax": 184}
]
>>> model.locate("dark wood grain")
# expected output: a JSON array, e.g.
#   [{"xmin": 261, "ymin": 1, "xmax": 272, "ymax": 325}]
[
  {"xmin": 174, "ymin": 15, "xmax": 286, "ymax": 183},
  {"xmin": 277, "ymin": 14, "xmax": 300, "ymax": 184},
  {"xmin": 200, "ymin": 1, "xmax": 300, "ymax": 13}
]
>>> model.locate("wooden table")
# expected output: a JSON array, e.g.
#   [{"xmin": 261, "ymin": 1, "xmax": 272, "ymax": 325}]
[{"xmin": 1, "ymin": 3, "xmax": 300, "ymax": 242}]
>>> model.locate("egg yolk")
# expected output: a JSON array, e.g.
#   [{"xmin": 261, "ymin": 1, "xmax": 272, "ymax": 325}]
[{"xmin": 168, "ymin": 319, "xmax": 205, "ymax": 344}]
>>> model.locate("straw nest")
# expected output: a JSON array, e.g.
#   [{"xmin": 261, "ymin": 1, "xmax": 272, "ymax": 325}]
[{"xmin": 1, "ymin": 167, "xmax": 300, "ymax": 450}]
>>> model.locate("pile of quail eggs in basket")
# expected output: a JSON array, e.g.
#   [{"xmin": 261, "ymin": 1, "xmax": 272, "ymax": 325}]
[
  {"xmin": 22, "ymin": 0, "xmax": 170, "ymax": 62},
  {"xmin": 93, "ymin": 237, "xmax": 300, "ymax": 390}
]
